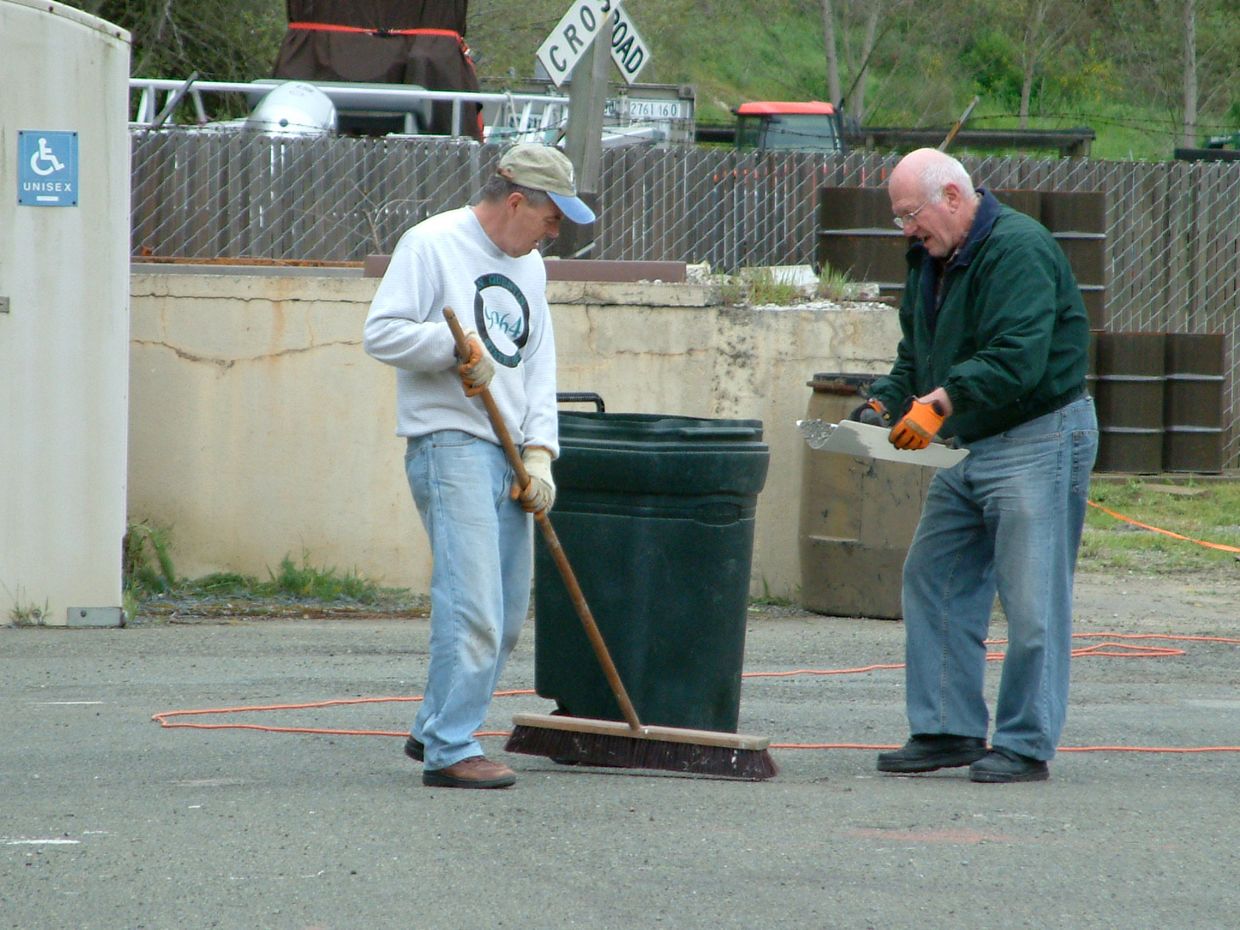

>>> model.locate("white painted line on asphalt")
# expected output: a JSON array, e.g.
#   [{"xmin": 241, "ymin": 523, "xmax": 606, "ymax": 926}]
[
  {"xmin": 5, "ymin": 839, "xmax": 81, "ymax": 845},
  {"xmin": 32, "ymin": 701, "xmax": 105, "ymax": 706}
]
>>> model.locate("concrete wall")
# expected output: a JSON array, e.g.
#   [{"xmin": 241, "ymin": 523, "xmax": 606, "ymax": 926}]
[
  {"xmin": 128, "ymin": 271, "xmax": 900, "ymax": 599},
  {"xmin": 1, "ymin": 1, "xmax": 130, "ymax": 626}
]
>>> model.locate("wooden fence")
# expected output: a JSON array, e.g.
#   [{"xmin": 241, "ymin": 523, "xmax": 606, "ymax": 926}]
[{"xmin": 130, "ymin": 132, "xmax": 1239, "ymax": 467}]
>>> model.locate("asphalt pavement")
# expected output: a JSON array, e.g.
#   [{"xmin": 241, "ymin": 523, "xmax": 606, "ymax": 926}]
[{"xmin": 3, "ymin": 572, "xmax": 1238, "ymax": 930}]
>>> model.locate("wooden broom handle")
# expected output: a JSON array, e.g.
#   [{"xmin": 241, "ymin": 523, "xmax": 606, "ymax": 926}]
[{"xmin": 442, "ymin": 307, "xmax": 644, "ymax": 732}]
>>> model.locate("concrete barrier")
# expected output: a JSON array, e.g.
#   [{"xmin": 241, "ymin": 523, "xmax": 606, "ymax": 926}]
[{"xmin": 128, "ymin": 270, "xmax": 900, "ymax": 599}]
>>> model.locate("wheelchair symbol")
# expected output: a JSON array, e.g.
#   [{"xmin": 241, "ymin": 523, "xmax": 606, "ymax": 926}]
[{"xmin": 30, "ymin": 138, "xmax": 66, "ymax": 176}]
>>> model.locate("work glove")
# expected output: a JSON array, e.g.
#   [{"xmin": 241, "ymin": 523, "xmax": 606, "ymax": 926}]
[
  {"xmin": 512, "ymin": 446, "xmax": 555, "ymax": 514},
  {"xmin": 455, "ymin": 329, "xmax": 495, "ymax": 397},
  {"xmin": 889, "ymin": 397, "xmax": 946, "ymax": 451},
  {"xmin": 849, "ymin": 397, "xmax": 890, "ymax": 427}
]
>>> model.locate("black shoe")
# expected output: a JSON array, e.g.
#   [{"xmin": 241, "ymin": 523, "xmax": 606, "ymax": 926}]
[
  {"xmin": 404, "ymin": 736, "xmax": 424, "ymax": 763},
  {"xmin": 969, "ymin": 748, "xmax": 1049, "ymax": 783},
  {"xmin": 877, "ymin": 734, "xmax": 988, "ymax": 773}
]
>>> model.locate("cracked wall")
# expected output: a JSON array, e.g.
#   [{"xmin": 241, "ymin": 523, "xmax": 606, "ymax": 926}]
[{"xmin": 129, "ymin": 272, "xmax": 900, "ymax": 599}]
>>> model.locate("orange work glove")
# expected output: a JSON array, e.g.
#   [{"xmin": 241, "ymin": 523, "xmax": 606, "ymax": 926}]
[
  {"xmin": 889, "ymin": 398, "xmax": 946, "ymax": 450},
  {"xmin": 456, "ymin": 329, "xmax": 495, "ymax": 397}
]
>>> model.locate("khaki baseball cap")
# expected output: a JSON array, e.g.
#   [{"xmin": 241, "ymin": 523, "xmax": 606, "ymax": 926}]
[{"xmin": 497, "ymin": 144, "xmax": 596, "ymax": 225}]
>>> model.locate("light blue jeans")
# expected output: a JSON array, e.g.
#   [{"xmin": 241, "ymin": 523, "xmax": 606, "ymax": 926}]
[
  {"xmin": 404, "ymin": 430, "xmax": 533, "ymax": 770},
  {"xmin": 901, "ymin": 396, "xmax": 1098, "ymax": 760}
]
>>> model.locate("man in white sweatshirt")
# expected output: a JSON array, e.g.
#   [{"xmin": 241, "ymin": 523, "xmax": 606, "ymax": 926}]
[{"xmin": 364, "ymin": 144, "xmax": 596, "ymax": 789}]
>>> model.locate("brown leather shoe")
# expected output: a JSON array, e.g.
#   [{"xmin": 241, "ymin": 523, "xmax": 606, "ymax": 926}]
[{"xmin": 422, "ymin": 755, "xmax": 516, "ymax": 789}]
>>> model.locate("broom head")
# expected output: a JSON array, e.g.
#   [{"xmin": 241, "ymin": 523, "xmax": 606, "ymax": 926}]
[{"xmin": 505, "ymin": 713, "xmax": 779, "ymax": 781}]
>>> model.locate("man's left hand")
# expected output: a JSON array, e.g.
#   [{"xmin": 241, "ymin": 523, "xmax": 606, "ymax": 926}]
[{"xmin": 889, "ymin": 391, "xmax": 949, "ymax": 450}]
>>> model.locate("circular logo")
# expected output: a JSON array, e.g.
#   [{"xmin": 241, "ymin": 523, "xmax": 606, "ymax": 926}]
[{"xmin": 473, "ymin": 273, "xmax": 529, "ymax": 368}]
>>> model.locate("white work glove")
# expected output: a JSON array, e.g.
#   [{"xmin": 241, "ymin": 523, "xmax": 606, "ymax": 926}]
[
  {"xmin": 455, "ymin": 329, "xmax": 495, "ymax": 397},
  {"xmin": 512, "ymin": 446, "xmax": 555, "ymax": 514}
]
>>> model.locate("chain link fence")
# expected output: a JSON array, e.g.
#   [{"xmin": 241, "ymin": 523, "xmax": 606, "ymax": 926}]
[{"xmin": 131, "ymin": 131, "xmax": 1238, "ymax": 467}]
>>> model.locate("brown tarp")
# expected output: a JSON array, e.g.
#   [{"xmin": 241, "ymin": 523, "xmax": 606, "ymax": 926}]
[{"xmin": 272, "ymin": 1, "xmax": 482, "ymax": 138}]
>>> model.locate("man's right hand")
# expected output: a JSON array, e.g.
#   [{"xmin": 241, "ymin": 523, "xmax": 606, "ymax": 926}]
[
  {"xmin": 849, "ymin": 397, "xmax": 889, "ymax": 427},
  {"xmin": 456, "ymin": 329, "xmax": 495, "ymax": 397}
]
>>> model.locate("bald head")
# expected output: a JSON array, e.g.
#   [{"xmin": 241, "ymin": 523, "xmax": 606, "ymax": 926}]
[
  {"xmin": 890, "ymin": 148, "xmax": 973, "ymax": 198},
  {"xmin": 888, "ymin": 148, "xmax": 978, "ymax": 258}
]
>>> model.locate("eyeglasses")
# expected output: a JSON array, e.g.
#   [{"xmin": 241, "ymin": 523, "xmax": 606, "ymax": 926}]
[{"xmin": 893, "ymin": 197, "xmax": 933, "ymax": 230}]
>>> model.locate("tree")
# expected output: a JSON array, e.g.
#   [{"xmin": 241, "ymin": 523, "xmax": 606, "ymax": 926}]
[
  {"xmin": 1010, "ymin": 0, "xmax": 1089, "ymax": 127},
  {"xmin": 820, "ymin": 0, "xmax": 842, "ymax": 106},
  {"xmin": 1183, "ymin": 0, "xmax": 1198, "ymax": 147},
  {"xmin": 59, "ymin": 0, "xmax": 286, "ymax": 81},
  {"xmin": 1092, "ymin": 0, "xmax": 1239, "ymax": 149},
  {"xmin": 815, "ymin": 0, "xmax": 915, "ymax": 122}
]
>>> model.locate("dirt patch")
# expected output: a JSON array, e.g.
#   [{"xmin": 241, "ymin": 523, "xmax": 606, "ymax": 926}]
[
  {"xmin": 1071, "ymin": 567, "xmax": 1240, "ymax": 633},
  {"xmin": 134, "ymin": 591, "xmax": 430, "ymax": 624},
  {"xmin": 129, "ymin": 569, "xmax": 1236, "ymax": 631}
]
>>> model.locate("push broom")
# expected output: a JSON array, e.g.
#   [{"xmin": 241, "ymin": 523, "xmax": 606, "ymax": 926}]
[{"xmin": 443, "ymin": 308, "xmax": 777, "ymax": 781}]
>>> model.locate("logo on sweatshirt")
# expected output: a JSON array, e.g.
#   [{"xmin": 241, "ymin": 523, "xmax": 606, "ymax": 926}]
[{"xmin": 473, "ymin": 273, "xmax": 529, "ymax": 368}]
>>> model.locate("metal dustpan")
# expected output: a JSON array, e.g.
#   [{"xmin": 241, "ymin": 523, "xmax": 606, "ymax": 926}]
[{"xmin": 796, "ymin": 418, "xmax": 968, "ymax": 468}]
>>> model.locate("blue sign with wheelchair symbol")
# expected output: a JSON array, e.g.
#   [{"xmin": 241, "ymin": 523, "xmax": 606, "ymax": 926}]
[{"xmin": 18, "ymin": 131, "xmax": 79, "ymax": 207}]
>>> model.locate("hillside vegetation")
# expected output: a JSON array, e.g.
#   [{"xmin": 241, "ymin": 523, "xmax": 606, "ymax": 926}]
[
  {"xmin": 66, "ymin": 0, "xmax": 1240, "ymax": 161},
  {"xmin": 469, "ymin": 0, "xmax": 1240, "ymax": 161}
]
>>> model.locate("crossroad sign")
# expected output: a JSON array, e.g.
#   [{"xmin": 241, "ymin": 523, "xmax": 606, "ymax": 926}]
[
  {"xmin": 609, "ymin": 4, "xmax": 649, "ymax": 84},
  {"xmin": 537, "ymin": 0, "xmax": 624, "ymax": 88},
  {"xmin": 537, "ymin": 0, "xmax": 651, "ymax": 87}
]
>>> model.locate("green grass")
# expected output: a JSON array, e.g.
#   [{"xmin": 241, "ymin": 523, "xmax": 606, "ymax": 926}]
[
  {"xmin": 123, "ymin": 524, "xmax": 411, "ymax": 619},
  {"xmin": 258, "ymin": 555, "xmax": 385, "ymax": 603},
  {"xmin": 120, "ymin": 477, "xmax": 1237, "ymax": 621},
  {"xmin": 5, "ymin": 586, "xmax": 51, "ymax": 627},
  {"xmin": 750, "ymin": 577, "xmax": 799, "ymax": 610},
  {"xmin": 954, "ymin": 101, "xmax": 1192, "ymax": 162},
  {"xmin": 815, "ymin": 264, "xmax": 860, "ymax": 301},
  {"xmin": 721, "ymin": 266, "xmax": 806, "ymax": 306},
  {"xmin": 1081, "ymin": 479, "xmax": 1240, "ymax": 573},
  {"xmin": 123, "ymin": 521, "xmax": 177, "ymax": 594}
]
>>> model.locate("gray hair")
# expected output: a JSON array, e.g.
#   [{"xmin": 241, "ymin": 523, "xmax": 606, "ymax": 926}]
[
  {"xmin": 475, "ymin": 174, "xmax": 553, "ymax": 208},
  {"xmin": 919, "ymin": 154, "xmax": 973, "ymax": 202}
]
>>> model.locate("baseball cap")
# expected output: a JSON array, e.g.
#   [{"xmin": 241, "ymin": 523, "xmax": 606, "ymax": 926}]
[{"xmin": 497, "ymin": 144, "xmax": 597, "ymax": 225}]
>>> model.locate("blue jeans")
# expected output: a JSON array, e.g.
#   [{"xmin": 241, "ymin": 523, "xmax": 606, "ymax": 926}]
[
  {"xmin": 901, "ymin": 396, "xmax": 1098, "ymax": 760},
  {"xmin": 404, "ymin": 431, "xmax": 532, "ymax": 770}
]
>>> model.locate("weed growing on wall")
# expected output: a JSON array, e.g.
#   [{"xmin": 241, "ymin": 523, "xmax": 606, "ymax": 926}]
[{"xmin": 5, "ymin": 586, "xmax": 50, "ymax": 627}]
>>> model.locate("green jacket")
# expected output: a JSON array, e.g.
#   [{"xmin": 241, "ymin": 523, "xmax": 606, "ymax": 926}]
[{"xmin": 870, "ymin": 189, "xmax": 1090, "ymax": 443}]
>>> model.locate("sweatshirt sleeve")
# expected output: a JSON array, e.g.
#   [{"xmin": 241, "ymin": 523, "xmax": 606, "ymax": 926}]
[
  {"xmin": 516, "ymin": 286, "xmax": 560, "ymax": 458},
  {"xmin": 363, "ymin": 232, "xmax": 458, "ymax": 371}
]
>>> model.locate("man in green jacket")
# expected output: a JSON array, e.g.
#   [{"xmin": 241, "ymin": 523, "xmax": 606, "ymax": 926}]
[{"xmin": 859, "ymin": 147, "xmax": 1098, "ymax": 783}]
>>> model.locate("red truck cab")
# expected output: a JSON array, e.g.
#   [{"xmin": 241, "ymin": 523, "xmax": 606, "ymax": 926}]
[{"xmin": 734, "ymin": 101, "xmax": 847, "ymax": 153}]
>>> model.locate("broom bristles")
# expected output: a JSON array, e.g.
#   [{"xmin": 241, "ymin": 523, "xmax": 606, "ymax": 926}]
[{"xmin": 505, "ymin": 719, "xmax": 779, "ymax": 781}]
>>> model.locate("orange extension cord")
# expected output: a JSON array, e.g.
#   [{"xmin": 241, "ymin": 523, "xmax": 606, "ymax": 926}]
[
  {"xmin": 151, "ymin": 632, "xmax": 1240, "ymax": 755},
  {"xmin": 152, "ymin": 505, "xmax": 1238, "ymax": 754},
  {"xmin": 1087, "ymin": 500, "xmax": 1240, "ymax": 555}
]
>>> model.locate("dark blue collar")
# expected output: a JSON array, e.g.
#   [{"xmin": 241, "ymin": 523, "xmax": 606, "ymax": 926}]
[
  {"xmin": 948, "ymin": 187, "xmax": 1002, "ymax": 269},
  {"xmin": 911, "ymin": 188, "xmax": 1002, "ymax": 334},
  {"xmin": 906, "ymin": 187, "xmax": 1003, "ymax": 270}
]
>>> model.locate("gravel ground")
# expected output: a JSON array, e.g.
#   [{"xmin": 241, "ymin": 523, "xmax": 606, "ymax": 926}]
[{"xmin": 2, "ymin": 569, "xmax": 1237, "ymax": 930}]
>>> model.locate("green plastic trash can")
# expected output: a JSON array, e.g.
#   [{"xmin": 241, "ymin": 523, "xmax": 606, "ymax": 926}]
[{"xmin": 533, "ymin": 411, "xmax": 770, "ymax": 733}]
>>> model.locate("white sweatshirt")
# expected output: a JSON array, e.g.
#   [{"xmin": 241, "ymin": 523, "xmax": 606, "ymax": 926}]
[{"xmin": 363, "ymin": 207, "xmax": 559, "ymax": 457}]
